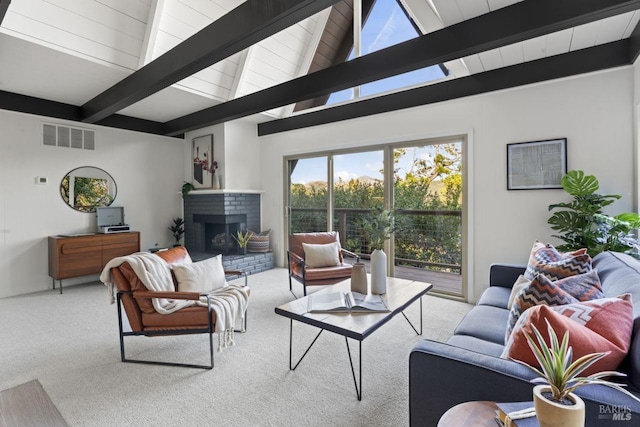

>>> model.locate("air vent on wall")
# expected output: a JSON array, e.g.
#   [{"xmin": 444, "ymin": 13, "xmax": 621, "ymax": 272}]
[{"xmin": 42, "ymin": 123, "xmax": 95, "ymax": 150}]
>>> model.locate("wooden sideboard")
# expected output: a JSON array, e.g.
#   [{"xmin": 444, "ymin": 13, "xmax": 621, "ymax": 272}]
[{"xmin": 48, "ymin": 232, "xmax": 140, "ymax": 294}]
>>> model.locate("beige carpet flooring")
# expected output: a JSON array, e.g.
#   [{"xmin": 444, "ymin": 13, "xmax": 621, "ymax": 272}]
[{"xmin": 0, "ymin": 268, "xmax": 472, "ymax": 427}]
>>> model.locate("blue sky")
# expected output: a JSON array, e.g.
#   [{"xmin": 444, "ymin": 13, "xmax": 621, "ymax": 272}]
[
  {"xmin": 327, "ymin": 0, "xmax": 445, "ymax": 104},
  {"xmin": 290, "ymin": 1, "xmax": 452, "ymax": 186},
  {"xmin": 291, "ymin": 146, "xmax": 440, "ymax": 185}
]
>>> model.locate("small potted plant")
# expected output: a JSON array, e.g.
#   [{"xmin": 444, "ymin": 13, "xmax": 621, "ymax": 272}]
[
  {"xmin": 168, "ymin": 217, "xmax": 185, "ymax": 246},
  {"xmin": 233, "ymin": 229, "xmax": 253, "ymax": 255},
  {"xmin": 181, "ymin": 182, "xmax": 194, "ymax": 199},
  {"xmin": 516, "ymin": 319, "xmax": 640, "ymax": 427}
]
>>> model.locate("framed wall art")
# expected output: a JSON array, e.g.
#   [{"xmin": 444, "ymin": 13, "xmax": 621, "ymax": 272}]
[
  {"xmin": 507, "ymin": 138, "xmax": 567, "ymax": 190},
  {"xmin": 192, "ymin": 134, "xmax": 213, "ymax": 188}
]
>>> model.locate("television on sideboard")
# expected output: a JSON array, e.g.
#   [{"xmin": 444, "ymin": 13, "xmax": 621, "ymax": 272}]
[{"xmin": 96, "ymin": 206, "xmax": 125, "ymax": 227}]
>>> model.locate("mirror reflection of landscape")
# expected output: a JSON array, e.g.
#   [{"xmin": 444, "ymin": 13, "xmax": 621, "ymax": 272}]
[{"xmin": 60, "ymin": 166, "xmax": 117, "ymax": 212}]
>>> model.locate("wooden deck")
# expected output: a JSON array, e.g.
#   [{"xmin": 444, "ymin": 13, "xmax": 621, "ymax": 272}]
[
  {"xmin": 355, "ymin": 259, "xmax": 463, "ymax": 296},
  {"xmin": 394, "ymin": 265, "xmax": 463, "ymax": 295}
]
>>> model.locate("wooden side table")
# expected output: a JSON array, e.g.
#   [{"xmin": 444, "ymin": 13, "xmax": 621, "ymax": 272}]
[{"xmin": 437, "ymin": 401, "xmax": 499, "ymax": 426}]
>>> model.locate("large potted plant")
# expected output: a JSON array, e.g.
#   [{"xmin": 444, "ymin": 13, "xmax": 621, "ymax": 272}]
[
  {"xmin": 361, "ymin": 208, "xmax": 396, "ymax": 294},
  {"xmin": 517, "ymin": 319, "xmax": 640, "ymax": 427},
  {"xmin": 548, "ymin": 170, "xmax": 640, "ymax": 257}
]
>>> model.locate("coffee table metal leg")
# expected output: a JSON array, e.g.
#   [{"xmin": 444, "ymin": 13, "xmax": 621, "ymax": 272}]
[
  {"xmin": 345, "ymin": 338, "xmax": 362, "ymax": 401},
  {"xmin": 289, "ymin": 319, "xmax": 324, "ymax": 371},
  {"xmin": 400, "ymin": 296, "xmax": 423, "ymax": 335}
]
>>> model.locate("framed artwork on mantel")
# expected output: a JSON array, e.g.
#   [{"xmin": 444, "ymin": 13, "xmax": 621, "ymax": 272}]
[
  {"xmin": 192, "ymin": 134, "xmax": 213, "ymax": 188},
  {"xmin": 507, "ymin": 138, "xmax": 567, "ymax": 190}
]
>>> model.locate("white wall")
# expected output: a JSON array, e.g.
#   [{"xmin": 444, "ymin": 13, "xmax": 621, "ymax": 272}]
[
  {"xmin": 183, "ymin": 121, "xmax": 262, "ymax": 192},
  {"xmin": 257, "ymin": 67, "xmax": 635, "ymax": 302},
  {"xmin": 0, "ymin": 110, "xmax": 185, "ymax": 298}
]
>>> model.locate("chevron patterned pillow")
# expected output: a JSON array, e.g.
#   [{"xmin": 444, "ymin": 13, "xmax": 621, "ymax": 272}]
[
  {"xmin": 503, "ymin": 295, "xmax": 633, "ymax": 376},
  {"xmin": 505, "ymin": 270, "xmax": 605, "ymax": 342},
  {"xmin": 524, "ymin": 240, "xmax": 591, "ymax": 281}
]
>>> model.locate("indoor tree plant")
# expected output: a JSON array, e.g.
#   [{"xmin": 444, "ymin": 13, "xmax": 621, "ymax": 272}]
[
  {"xmin": 548, "ymin": 170, "xmax": 640, "ymax": 258},
  {"xmin": 168, "ymin": 217, "xmax": 185, "ymax": 246},
  {"xmin": 361, "ymin": 208, "xmax": 397, "ymax": 294},
  {"xmin": 516, "ymin": 319, "xmax": 640, "ymax": 427}
]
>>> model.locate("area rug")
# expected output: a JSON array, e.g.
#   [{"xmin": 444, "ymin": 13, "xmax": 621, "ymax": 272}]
[{"xmin": 0, "ymin": 268, "xmax": 472, "ymax": 426}]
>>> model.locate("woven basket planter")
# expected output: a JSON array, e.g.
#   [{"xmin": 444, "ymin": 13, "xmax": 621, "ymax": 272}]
[{"xmin": 247, "ymin": 235, "xmax": 270, "ymax": 252}]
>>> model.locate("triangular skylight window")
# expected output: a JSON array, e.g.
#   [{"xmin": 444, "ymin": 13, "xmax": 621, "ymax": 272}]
[{"xmin": 327, "ymin": 0, "xmax": 446, "ymax": 105}]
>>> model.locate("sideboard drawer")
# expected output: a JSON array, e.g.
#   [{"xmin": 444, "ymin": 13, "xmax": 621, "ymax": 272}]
[{"xmin": 48, "ymin": 232, "xmax": 140, "ymax": 289}]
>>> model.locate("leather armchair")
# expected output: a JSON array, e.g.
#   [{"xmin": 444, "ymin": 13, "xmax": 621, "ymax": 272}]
[
  {"xmin": 287, "ymin": 231, "xmax": 359, "ymax": 296},
  {"xmin": 109, "ymin": 246, "xmax": 247, "ymax": 369}
]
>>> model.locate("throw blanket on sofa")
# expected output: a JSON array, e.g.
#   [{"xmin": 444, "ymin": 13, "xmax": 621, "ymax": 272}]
[{"xmin": 100, "ymin": 252, "xmax": 249, "ymax": 351}]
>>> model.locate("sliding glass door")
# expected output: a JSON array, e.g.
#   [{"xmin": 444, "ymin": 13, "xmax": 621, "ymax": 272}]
[
  {"xmin": 287, "ymin": 156, "xmax": 329, "ymax": 234},
  {"xmin": 285, "ymin": 138, "xmax": 465, "ymax": 298},
  {"xmin": 392, "ymin": 142, "xmax": 463, "ymax": 296}
]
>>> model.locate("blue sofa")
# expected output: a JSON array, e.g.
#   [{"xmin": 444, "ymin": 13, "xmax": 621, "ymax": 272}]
[{"xmin": 409, "ymin": 251, "xmax": 640, "ymax": 426}]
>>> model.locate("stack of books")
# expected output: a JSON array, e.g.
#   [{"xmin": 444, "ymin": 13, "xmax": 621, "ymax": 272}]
[{"xmin": 495, "ymin": 402, "xmax": 538, "ymax": 427}]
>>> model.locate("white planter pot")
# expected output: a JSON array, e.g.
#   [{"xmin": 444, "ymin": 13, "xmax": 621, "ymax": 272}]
[
  {"xmin": 350, "ymin": 262, "xmax": 368, "ymax": 294},
  {"xmin": 370, "ymin": 249, "xmax": 387, "ymax": 294},
  {"xmin": 533, "ymin": 385, "xmax": 585, "ymax": 427}
]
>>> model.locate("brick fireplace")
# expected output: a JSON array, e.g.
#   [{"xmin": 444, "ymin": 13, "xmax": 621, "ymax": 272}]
[
  {"xmin": 184, "ymin": 192, "xmax": 260, "ymax": 254},
  {"xmin": 183, "ymin": 191, "xmax": 273, "ymax": 274}
]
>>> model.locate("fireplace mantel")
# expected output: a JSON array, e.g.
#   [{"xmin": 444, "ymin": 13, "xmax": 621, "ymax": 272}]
[{"xmin": 188, "ymin": 189, "xmax": 264, "ymax": 195}]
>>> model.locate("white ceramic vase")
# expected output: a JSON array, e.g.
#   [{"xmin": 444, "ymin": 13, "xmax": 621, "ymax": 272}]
[
  {"xmin": 212, "ymin": 174, "xmax": 221, "ymax": 189},
  {"xmin": 533, "ymin": 385, "xmax": 585, "ymax": 427},
  {"xmin": 350, "ymin": 262, "xmax": 368, "ymax": 294},
  {"xmin": 370, "ymin": 249, "xmax": 387, "ymax": 294}
]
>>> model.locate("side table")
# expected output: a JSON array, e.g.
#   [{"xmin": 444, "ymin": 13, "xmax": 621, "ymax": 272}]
[{"xmin": 437, "ymin": 401, "xmax": 499, "ymax": 426}]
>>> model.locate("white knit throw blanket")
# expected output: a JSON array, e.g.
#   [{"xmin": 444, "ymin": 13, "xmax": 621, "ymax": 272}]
[{"xmin": 100, "ymin": 252, "xmax": 249, "ymax": 351}]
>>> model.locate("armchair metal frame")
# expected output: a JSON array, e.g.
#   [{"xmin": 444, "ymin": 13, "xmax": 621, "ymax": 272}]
[{"xmin": 116, "ymin": 271, "xmax": 248, "ymax": 370}]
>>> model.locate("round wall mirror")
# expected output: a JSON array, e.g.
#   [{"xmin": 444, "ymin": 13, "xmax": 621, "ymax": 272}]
[{"xmin": 60, "ymin": 166, "xmax": 117, "ymax": 213}]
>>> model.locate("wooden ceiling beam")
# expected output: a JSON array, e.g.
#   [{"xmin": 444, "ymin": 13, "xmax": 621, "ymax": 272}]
[
  {"xmin": 0, "ymin": 90, "xmax": 171, "ymax": 137},
  {"xmin": 257, "ymin": 41, "xmax": 631, "ymax": 135},
  {"xmin": 0, "ymin": 0, "xmax": 11, "ymax": 26},
  {"xmin": 628, "ymin": 17, "xmax": 640, "ymax": 63},
  {"xmin": 80, "ymin": 0, "xmax": 341, "ymax": 124},
  {"xmin": 163, "ymin": 0, "xmax": 640, "ymax": 136}
]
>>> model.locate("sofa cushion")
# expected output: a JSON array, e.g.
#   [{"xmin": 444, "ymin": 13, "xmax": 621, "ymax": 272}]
[
  {"xmin": 506, "ymin": 270, "xmax": 604, "ymax": 341},
  {"xmin": 502, "ymin": 295, "xmax": 634, "ymax": 376},
  {"xmin": 172, "ymin": 254, "xmax": 226, "ymax": 293},
  {"xmin": 524, "ymin": 240, "xmax": 591, "ymax": 281},
  {"xmin": 447, "ymin": 335, "xmax": 505, "ymax": 358},
  {"xmin": 477, "ymin": 286, "xmax": 511, "ymax": 309},
  {"xmin": 302, "ymin": 242, "xmax": 341, "ymax": 268},
  {"xmin": 454, "ymin": 305, "xmax": 510, "ymax": 345},
  {"xmin": 593, "ymin": 251, "xmax": 640, "ymax": 391}
]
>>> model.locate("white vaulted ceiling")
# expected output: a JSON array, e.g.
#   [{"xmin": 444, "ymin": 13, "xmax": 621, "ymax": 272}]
[
  {"xmin": 428, "ymin": 0, "xmax": 640, "ymax": 74},
  {"xmin": 0, "ymin": 0, "xmax": 639, "ymax": 131}
]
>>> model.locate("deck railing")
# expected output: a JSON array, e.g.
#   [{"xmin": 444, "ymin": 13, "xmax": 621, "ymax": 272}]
[{"xmin": 290, "ymin": 207, "xmax": 462, "ymax": 274}]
